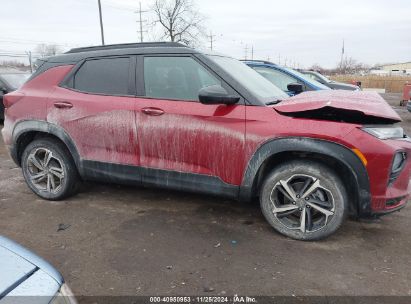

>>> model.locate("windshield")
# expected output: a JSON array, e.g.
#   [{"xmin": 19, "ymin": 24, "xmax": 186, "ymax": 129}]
[
  {"xmin": 207, "ymin": 55, "xmax": 288, "ymax": 104},
  {"xmin": 1, "ymin": 73, "xmax": 30, "ymax": 89},
  {"xmin": 283, "ymin": 68, "xmax": 330, "ymax": 89},
  {"xmin": 309, "ymin": 71, "xmax": 331, "ymax": 84}
]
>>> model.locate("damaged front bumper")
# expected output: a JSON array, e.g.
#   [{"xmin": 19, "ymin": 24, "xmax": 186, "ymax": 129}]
[{"xmin": 366, "ymin": 138, "xmax": 411, "ymax": 217}]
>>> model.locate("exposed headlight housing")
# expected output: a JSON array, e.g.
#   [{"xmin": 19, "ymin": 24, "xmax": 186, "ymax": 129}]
[
  {"xmin": 389, "ymin": 151, "xmax": 407, "ymax": 184},
  {"xmin": 362, "ymin": 126, "xmax": 404, "ymax": 140},
  {"xmin": 50, "ymin": 283, "xmax": 77, "ymax": 304}
]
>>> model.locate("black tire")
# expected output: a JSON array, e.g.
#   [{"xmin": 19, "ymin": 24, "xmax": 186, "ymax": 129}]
[
  {"xmin": 21, "ymin": 137, "xmax": 80, "ymax": 200},
  {"xmin": 260, "ymin": 160, "xmax": 347, "ymax": 241}
]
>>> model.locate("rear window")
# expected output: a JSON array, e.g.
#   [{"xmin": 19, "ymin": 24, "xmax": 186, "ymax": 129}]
[{"xmin": 73, "ymin": 57, "xmax": 131, "ymax": 95}]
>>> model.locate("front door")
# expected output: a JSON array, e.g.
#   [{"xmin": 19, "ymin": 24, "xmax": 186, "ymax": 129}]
[{"xmin": 135, "ymin": 55, "xmax": 246, "ymax": 193}]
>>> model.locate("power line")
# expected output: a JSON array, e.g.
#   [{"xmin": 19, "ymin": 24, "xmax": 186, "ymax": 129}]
[
  {"xmin": 135, "ymin": 2, "xmax": 148, "ymax": 42},
  {"xmin": 0, "ymin": 37, "xmax": 77, "ymax": 48},
  {"xmin": 97, "ymin": 0, "xmax": 105, "ymax": 45},
  {"xmin": 207, "ymin": 31, "xmax": 216, "ymax": 51},
  {"xmin": 340, "ymin": 39, "xmax": 345, "ymax": 70},
  {"xmin": 0, "ymin": 54, "xmax": 28, "ymax": 58},
  {"xmin": 71, "ymin": 0, "xmax": 136, "ymax": 12},
  {"xmin": 26, "ymin": 51, "xmax": 33, "ymax": 73},
  {"xmin": 244, "ymin": 44, "xmax": 248, "ymax": 60}
]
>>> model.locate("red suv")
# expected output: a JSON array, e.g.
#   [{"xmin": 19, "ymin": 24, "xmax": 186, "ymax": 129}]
[{"xmin": 2, "ymin": 42, "xmax": 410, "ymax": 240}]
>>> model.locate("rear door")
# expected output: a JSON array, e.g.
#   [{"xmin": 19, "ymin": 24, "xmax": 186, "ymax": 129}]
[
  {"xmin": 50, "ymin": 56, "xmax": 140, "ymax": 169},
  {"xmin": 134, "ymin": 55, "xmax": 246, "ymax": 193}
]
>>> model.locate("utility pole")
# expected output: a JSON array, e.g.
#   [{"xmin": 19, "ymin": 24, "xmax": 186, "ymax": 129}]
[
  {"xmin": 278, "ymin": 54, "xmax": 281, "ymax": 65},
  {"xmin": 340, "ymin": 39, "xmax": 345, "ymax": 72},
  {"xmin": 244, "ymin": 44, "xmax": 248, "ymax": 60},
  {"xmin": 97, "ymin": 0, "xmax": 105, "ymax": 45},
  {"xmin": 26, "ymin": 51, "xmax": 33, "ymax": 73},
  {"xmin": 207, "ymin": 31, "xmax": 216, "ymax": 50},
  {"xmin": 135, "ymin": 2, "xmax": 148, "ymax": 42},
  {"xmin": 251, "ymin": 45, "xmax": 254, "ymax": 60}
]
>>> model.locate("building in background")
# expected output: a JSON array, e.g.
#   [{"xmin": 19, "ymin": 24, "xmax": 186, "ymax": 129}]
[{"xmin": 379, "ymin": 62, "xmax": 411, "ymax": 75}]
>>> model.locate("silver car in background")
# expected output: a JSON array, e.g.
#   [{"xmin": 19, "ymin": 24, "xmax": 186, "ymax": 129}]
[{"xmin": 0, "ymin": 236, "xmax": 76, "ymax": 304}]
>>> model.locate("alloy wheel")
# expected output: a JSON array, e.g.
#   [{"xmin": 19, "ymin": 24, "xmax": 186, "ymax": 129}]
[
  {"xmin": 26, "ymin": 148, "xmax": 65, "ymax": 194},
  {"xmin": 270, "ymin": 174, "xmax": 335, "ymax": 233}
]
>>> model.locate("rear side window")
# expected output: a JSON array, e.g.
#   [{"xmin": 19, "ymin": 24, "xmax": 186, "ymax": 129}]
[
  {"xmin": 144, "ymin": 56, "xmax": 220, "ymax": 101},
  {"xmin": 73, "ymin": 57, "xmax": 131, "ymax": 95}
]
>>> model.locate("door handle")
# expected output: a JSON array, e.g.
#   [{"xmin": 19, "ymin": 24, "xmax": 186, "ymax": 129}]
[
  {"xmin": 142, "ymin": 107, "xmax": 164, "ymax": 116},
  {"xmin": 54, "ymin": 101, "xmax": 73, "ymax": 109}
]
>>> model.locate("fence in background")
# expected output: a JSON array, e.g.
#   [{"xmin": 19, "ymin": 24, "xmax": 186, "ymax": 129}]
[{"xmin": 330, "ymin": 75, "xmax": 411, "ymax": 93}]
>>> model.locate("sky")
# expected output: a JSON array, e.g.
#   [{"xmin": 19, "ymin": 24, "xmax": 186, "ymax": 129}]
[{"xmin": 1, "ymin": 0, "xmax": 410, "ymax": 68}]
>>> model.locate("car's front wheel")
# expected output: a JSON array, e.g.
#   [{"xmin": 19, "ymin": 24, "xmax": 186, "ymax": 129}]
[
  {"xmin": 21, "ymin": 138, "xmax": 80, "ymax": 200},
  {"xmin": 260, "ymin": 160, "xmax": 347, "ymax": 240}
]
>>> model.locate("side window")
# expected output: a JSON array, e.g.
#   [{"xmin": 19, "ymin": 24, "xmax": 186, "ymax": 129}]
[
  {"xmin": 253, "ymin": 67, "xmax": 301, "ymax": 92},
  {"xmin": 306, "ymin": 74, "xmax": 317, "ymax": 81},
  {"xmin": 144, "ymin": 56, "xmax": 221, "ymax": 101},
  {"xmin": 313, "ymin": 75, "xmax": 323, "ymax": 83},
  {"xmin": 73, "ymin": 57, "xmax": 131, "ymax": 95}
]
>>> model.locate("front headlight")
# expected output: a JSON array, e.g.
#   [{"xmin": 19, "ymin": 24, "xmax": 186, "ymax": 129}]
[
  {"xmin": 50, "ymin": 283, "xmax": 77, "ymax": 304},
  {"xmin": 362, "ymin": 126, "xmax": 404, "ymax": 140}
]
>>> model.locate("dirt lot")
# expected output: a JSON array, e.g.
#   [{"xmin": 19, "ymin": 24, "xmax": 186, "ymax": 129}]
[{"xmin": 1, "ymin": 93, "xmax": 411, "ymax": 297}]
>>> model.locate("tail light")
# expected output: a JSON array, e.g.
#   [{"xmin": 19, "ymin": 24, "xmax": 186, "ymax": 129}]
[{"xmin": 3, "ymin": 92, "xmax": 25, "ymax": 108}]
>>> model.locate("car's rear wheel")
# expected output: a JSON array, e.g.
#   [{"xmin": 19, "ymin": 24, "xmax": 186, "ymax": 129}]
[
  {"xmin": 260, "ymin": 160, "xmax": 347, "ymax": 240},
  {"xmin": 21, "ymin": 138, "xmax": 80, "ymax": 200}
]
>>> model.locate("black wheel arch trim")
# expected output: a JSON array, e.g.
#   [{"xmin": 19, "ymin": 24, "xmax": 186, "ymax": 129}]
[
  {"xmin": 239, "ymin": 137, "xmax": 372, "ymax": 217},
  {"xmin": 11, "ymin": 120, "xmax": 83, "ymax": 174}
]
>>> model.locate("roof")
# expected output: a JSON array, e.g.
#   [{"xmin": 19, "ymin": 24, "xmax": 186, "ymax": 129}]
[
  {"xmin": 66, "ymin": 42, "xmax": 186, "ymax": 54},
  {"xmin": 45, "ymin": 42, "xmax": 197, "ymax": 64},
  {"xmin": 241, "ymin": 59, "xmax": 278, "ymax": 66}
]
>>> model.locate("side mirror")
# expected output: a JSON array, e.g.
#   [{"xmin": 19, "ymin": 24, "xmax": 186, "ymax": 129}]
[
  {"xmin": 0, "ymin": 87, "xmax": 7, "ymax": 95},
  {"xmin": 287, "ymin": 83, "xmax": 304, "ymax": 94},
  {"xmin": 199, "ymin": 85, "xmax": 240, "ymax": 105}
]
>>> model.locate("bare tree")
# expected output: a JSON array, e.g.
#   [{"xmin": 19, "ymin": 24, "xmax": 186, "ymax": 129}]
[
  {"xmin": 151, "ymin": 0, "xmax": 205, "ymax": 46},
  {"xmin": 339, "ymin": 57, "xmax": 357, "ymax": 74},
  {"xmin": 35, "ymin": 43, "xmax": 61, "ymax": 57},
  {"xmin": 338, "ymin": 57, "xmax": 371, "ymax": 75},
  {"xmin": 308, "ymin": 63, "xmax": 325, "ymax": 73}
]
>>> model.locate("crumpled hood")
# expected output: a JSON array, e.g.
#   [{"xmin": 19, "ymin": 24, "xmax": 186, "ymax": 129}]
[{"xmin": 273, "ymin": 90, "xmax": 401, "ymax": 123}]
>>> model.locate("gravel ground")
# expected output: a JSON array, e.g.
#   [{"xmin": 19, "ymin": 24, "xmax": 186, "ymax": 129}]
[{"xmin": 0, "ymin": 93, "xmax": 410, "ymax": 297}]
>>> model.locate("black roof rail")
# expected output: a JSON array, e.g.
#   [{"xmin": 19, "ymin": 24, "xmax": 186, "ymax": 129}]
[
  {"xmin": 66, "ymin": 42, "xmax": 187, "ymax": 54},
  {"xmin": 240, "ymin": 59, "xmax": 277, "ymax": 65}
]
